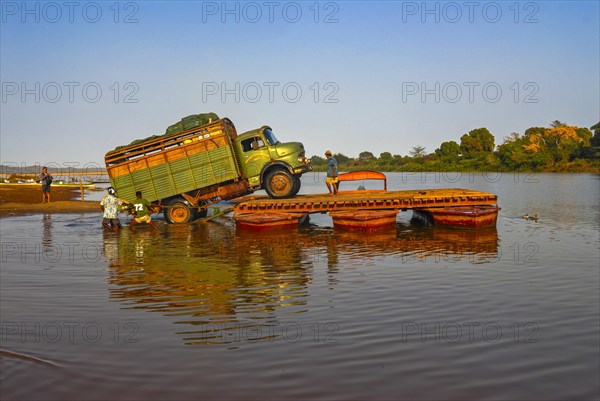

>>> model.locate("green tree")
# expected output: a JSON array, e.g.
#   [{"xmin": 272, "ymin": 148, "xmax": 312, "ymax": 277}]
[
  {"xmin": 334, "ymin": 153, "xmax": 351, "ymax": 163},
  {"xmin": 379, "ymin": 152, "xmax": 393, "ymax": 161},
  {"xmin": 435, "ymin": 141, "xmax": 461, "ymax": 159},
  {"xmin": 590, "ymin": 122, "xmax": 600, "ymax": 147},
  {"xmin": 497, "ymin": 133, "xmax": 530, "ymax": 169},
  {"xmin": 524, "ymin": 127, "xmax": 546, "ymax": 138},
  {"xmin": 358, "ymin": 151, "xmax": 375, "ymax": 163},
  {"xmin": 577, "ymin": 126, "xmax": 600, "ymax": 160},
  {"xmin": 523, "ymin": 125, "xmax": 583, "ymax": 162},
  {"xmin": 459, "ymin": 134, "xmax": 481, "ymax": 155},
  {"xmin": 520, "ymin": 127, "xmax": 552, "ymax": 167},
  {"xmin": 550, "ymin": 120, "xmax": 567, "ymax": 128},
  {"xmin": 575, "ymin": 128, "xmax": 593, "ymax": 147},
  {"xmin": 409, "ymin": 146, "xmax": 426, "ymax": 158},
  {"xmin": 460, "ymin": 128, "xmax": 495, "ymax": 157},
  {"xmin": 377, "ymin": 152, "xmax": 394, "ymax": 168},
  {"xmin": 310, "ymin": 155, "xmax": 326, "ymax": 166}
]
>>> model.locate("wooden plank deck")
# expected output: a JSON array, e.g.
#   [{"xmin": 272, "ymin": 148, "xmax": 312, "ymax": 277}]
[{"xmin": 234, "ymin": 188, "xmax": 498, "ymax": 216}]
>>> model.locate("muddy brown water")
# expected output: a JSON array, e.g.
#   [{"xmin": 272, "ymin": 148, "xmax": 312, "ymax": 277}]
[{"xmin": 1, "ymin": 173, "xmax": 598, "ymax": 400}]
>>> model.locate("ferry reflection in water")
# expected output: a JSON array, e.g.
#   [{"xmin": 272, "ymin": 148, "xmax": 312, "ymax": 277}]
[
  {"xmin": 103, "ymin": 221, "xmax": 312, "ymax": 345},
  {"xmin": 103, "ymin": 219, "xmax": 498, "ymax": 345}
]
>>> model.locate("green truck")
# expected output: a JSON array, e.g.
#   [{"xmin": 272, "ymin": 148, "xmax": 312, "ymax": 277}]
[{"xmin": 104, "ymin": 115, "xmax": 311, "ymax": 223}]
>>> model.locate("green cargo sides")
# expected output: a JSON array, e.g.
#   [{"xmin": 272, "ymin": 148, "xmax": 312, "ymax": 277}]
[
  {"xmin": 105, "ymin": 118, "xmax": 241, "ymax": 204},
  {"xmin": 110, "ymin": 146, "xmax": 239, "ymax": 203}
]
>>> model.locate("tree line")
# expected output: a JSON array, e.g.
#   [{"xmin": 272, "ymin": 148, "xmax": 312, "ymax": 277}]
[{"xmin": 310, "ymin": 121, "xmax": 600, "ymax": 172}]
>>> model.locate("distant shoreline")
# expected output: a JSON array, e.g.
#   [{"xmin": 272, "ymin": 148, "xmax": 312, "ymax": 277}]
[
  {"xmin": 0, "ymin": 184, "xmax": 100, "ymax": 217},
  {"xmin": 0, "ymin": 201, "xmax": 100, "ymax": 217},
  {"xmin": 311, "ymin": 167, "xmax": 600, "ymax": 174}
]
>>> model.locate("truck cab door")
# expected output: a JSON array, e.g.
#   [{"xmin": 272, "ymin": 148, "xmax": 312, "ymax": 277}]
[{"xmin": 239, "ymin": 136, "xmax": 271, "ymax": 186}]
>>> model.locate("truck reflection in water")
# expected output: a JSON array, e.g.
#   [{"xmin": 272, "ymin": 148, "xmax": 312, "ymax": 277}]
[{"xmin": 103, "ymin": 220, "xmax": 498, "ymax": 345}]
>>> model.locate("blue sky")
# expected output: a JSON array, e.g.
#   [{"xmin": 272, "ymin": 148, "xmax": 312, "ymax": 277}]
[{"xmin": 1, "ymin": 0, "xmax": 598, "ymax": 166}]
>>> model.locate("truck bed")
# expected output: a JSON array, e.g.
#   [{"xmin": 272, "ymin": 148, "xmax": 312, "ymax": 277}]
[{"xmin": 105, "ymin": 119, "xmax": 242, "ymax": 203}]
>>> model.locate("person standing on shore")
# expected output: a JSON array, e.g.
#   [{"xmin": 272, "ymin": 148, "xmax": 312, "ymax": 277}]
[
  {"xmin": 325, "ymin": 150, "xmax": 339, "ymax": 195},
  {"xmin": 100, "ymin": 187, "xmax": 127, "ymax": 231},
  {"xmin": 40, "ymin": 167, "xmax": 53, "ymax": 203}
]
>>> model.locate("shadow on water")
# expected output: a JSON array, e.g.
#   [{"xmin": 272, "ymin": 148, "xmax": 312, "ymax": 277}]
[{"xmin": 102, "ymin": 219, "xmax": 499, "ymax": 345}]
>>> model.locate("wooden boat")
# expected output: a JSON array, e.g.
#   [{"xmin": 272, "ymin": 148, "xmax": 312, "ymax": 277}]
[
  {"xmin": 53, "ymin": 181, "xmax": 97, "ymax": 189},
  {"xmin": 413, "ymin": 205, "xmax": 500, "ymax": 228},
  {"xmin": 329, "ymin": 209, "xmax": 398, "ymax": 230},
  {"xmin": 234, "ymin": 212, "xmax": 306, "ymax": 230}
]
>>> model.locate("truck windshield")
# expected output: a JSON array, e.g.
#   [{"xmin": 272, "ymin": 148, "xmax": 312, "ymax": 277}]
[{"xmin": 263, "ymin": 128, "xmax": 279, "ymax": 145}]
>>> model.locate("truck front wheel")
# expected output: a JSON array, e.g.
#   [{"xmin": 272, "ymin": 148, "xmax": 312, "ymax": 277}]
[
  {"xmin": 264, "ymin": 169, "xmax": 295, "ymax": 198},
  {"xmin": 290, "ymin": 175, "xmax": 301, "ymax": 197},
  {"xmin": 164, "ymin": 197, "xmax": 195, "ymax": 224}
]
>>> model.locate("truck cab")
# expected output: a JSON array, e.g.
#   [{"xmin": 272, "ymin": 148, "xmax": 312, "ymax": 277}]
[{"xmin": 234, "ymin": 126, "xmax": 310, "ymax": 198}]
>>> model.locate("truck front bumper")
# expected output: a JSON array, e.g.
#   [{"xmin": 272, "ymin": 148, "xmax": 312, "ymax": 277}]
[{"xmin": 293, "ymin": 165, "xmax": 312, "ymax": 174}]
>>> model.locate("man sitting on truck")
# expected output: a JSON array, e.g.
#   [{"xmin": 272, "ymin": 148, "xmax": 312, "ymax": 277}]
[{"xmin": 129, "ymin": 191, "xmax": 162, "ymax": 229}]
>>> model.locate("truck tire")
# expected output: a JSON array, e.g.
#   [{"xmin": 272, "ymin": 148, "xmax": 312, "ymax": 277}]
[
  {"xmin": 290, "ymin": 175, "xmax": 301, "ymax": 197},
  {"xmin": 264, "ymin": 168, "xmax": 295, "ymax": 198},
  {"xmin": 164, "ymin": 197, "xmax": 195, "ymax": 224}
]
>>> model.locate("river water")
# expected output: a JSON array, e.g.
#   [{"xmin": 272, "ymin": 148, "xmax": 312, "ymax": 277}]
[{"xmin": 1, "ymin": 172, "xmax": 598, "ymax": 400}]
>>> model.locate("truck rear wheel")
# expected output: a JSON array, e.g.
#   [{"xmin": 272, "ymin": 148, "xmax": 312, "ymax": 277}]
[
  {"xmin": 164, "ymin": 197, "xmax": 195, "ymax": 224},
  {"xmin": 264, "ymin": 169, "xmax": 295, "ymax": 198}
]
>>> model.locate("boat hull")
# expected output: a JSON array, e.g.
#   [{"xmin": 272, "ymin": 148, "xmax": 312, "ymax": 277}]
[
  {"xmin": 234, "ymin": 212, "xmax": 306, "ymax": 230},
  {"xmin": 329, "ymin": 210, "xmax": 398, "ymax": 230},
  {"xmin": 414, "ymin": 205, "xmax": 500, "ymax": 228}
]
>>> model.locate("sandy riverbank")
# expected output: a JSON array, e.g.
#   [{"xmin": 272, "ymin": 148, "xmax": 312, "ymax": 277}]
[{"xmin": 0, "ymin": 185, "xmax": 100, "ymax": 217}]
